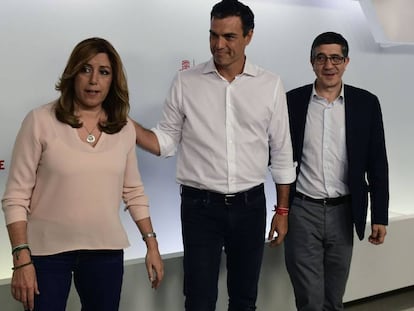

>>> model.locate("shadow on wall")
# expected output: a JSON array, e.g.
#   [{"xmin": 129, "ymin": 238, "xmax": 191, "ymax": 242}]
[{"xmin": 254, "ymin": 0, "xmax": 349, "ymax": 9}]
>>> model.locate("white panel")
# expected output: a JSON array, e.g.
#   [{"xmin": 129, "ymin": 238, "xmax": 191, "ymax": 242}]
[{"xmin": 359, "ymin": 0, "xmax": 414, "ymax": 46}]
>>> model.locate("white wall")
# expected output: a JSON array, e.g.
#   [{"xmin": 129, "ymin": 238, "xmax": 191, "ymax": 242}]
[{"xmin": 1, "ymin": 0, "xmax": 414, "ymax": 308}]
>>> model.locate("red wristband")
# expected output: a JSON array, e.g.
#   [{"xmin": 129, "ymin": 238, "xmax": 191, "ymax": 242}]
[{"xmin": 273, "ymin": 205, "xmax": 289, "ymax": 216}]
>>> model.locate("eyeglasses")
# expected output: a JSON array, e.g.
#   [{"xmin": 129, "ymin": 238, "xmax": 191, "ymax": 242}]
[{"xmin": 313, "ymin": 54, "xmax": 345, "ymax": 65}]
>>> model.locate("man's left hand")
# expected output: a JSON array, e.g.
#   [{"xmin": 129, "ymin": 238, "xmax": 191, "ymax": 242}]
[
  {"xmin": 267, "ymin": 213, "xmax": 288, "ymax": 247},
  {"xmin": 368, "ymin": 224, "xmax": 387, "ymax": 245}
]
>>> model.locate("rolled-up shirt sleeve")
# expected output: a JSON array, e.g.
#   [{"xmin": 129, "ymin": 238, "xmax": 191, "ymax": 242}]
[
  {"xmin": 268, "ymin": 79, "xmax": 297, "ymax": 184},
  {"xmin": 151, "ymin": 72, "xmax": 185, "ymax": 158}
]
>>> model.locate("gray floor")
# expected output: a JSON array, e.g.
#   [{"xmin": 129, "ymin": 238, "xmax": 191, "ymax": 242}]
[{"xmin": 344, "ymin": 286, "xmax": 414, "ymax": 311}]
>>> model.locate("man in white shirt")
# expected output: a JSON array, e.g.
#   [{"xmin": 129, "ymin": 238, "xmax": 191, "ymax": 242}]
[
  {"xmin": 285, "ymin": 32, "xmax": 389, "ymax": 311},
  {"xmin": 133, "ymin": 0, "xmax": 296, "ymax": 310}
]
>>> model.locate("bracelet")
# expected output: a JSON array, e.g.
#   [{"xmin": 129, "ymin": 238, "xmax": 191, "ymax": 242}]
[
  {"xmin": 273, "ymin": 205, "xmax": 289, "ymax": 216},
  {"xmin": 142, "ymin": 232, "xmax": 157, "ymax": 241},
  {"xmin": 12, "ymin": 261, "xmax": 33, "ymax": 271},
  {"xmin": 12, "ymin": 244, "xmax": 31, "ymax": 260},
  {"xmin": 12, "ymin": 243, "xmax": 30, "ymax": 254}
]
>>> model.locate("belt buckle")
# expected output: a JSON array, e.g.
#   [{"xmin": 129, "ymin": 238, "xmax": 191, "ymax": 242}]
[{"xmin": 224, "ymin": 194, "xmax": 236, "ymax": 205}]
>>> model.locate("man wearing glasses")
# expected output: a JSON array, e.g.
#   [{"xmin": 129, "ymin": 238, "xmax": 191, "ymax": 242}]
[{"xmin": 283, "ymin": 32, "xmax": 389, "ymax": 310}]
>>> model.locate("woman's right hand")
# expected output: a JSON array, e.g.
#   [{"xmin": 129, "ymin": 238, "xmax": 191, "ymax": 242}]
[{"xmin": 11, "ymin": 262, "xmax": 39, "ymax": 311}]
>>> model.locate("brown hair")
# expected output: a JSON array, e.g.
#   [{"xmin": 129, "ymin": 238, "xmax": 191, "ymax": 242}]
[{"xmin": 55, "ymin": 37, "xmax": 129, "ymax": 133}]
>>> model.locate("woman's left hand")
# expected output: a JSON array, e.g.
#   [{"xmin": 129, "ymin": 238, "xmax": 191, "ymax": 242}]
[{"xmin": 145, "ymin": 248, "xmax": 164, "ymax": 289}]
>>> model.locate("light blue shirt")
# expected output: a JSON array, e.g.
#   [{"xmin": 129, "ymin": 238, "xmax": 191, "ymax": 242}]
[{"xmin": 296, "ymin": 84, "xmax": 349, "ymax": 199}]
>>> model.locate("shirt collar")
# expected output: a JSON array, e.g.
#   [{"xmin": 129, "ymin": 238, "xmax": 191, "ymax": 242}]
[
  {"xmin": 202, "ymin": 57, "xmax": 258, "ymax": 77},
  {"xmin": 311, "ymin": 81, "xmax": 345, "ymax": 103}
]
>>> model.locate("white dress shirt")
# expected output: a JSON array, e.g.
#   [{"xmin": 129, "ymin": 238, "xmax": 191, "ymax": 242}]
[
  {"xmin": 152, "ymin": 58, "xmax": 296, "ymax": 194},
  {"xmin": 296, "ymin": 84, "xmax": 350, "ymax": 199}
]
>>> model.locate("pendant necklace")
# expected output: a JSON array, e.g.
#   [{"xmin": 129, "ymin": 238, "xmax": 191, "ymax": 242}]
[
  {"xmin": 84, "ymin": 125, "xmax": 98, "ymax": 143},
  {"xmin": 82, "ymin": 111, "xmax": 102, "ymax": 144}
]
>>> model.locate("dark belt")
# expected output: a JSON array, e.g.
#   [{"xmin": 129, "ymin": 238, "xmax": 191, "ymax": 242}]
[
  {"xmin": 295, "ymin": 191, "xmax": 351, "ymax": 206},
  {"xmin": 181, "ymin": 183, "xmax": 264, "ymax": 206}
]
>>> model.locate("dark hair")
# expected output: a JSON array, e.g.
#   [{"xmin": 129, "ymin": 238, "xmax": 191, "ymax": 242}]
[
  {"xmin": 55, "ymin": 37, "xmax": 129, "ymax": 134},
  {"xmin": 211, "ymin": 0, "xmax": 254, "ymax": 36},
  {"xmin": 311, "ymin": 32, "xmax": 349, "ymax": 60}
]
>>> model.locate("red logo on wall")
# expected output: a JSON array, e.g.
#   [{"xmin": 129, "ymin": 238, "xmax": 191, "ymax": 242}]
[
  {"xmin": 181, "ymin": 60, "xmax": 190, "ymax": 71},
  {"xmin": 0, "ymin": 160, "xmax": 5, "ymax": 170},
  {"xmin": 180, "ymin": 59, "xmax": 195, "ymax": 71}
]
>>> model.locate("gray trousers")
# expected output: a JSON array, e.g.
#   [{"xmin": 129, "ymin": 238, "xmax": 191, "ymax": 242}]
[{"xmin": 284, "ymin": 196, "xmax": 354, "ymax": 311}]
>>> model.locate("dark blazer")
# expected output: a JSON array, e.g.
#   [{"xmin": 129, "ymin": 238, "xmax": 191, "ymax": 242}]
[{"xmin": 287, "ymin": 84, "xmax": 389, "ymax": 240}]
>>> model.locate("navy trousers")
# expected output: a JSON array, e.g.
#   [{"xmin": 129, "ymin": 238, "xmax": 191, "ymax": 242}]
[
  {"xmin": 32, "ymin": 249, "xmax": 124, "ymax": 311},
  {"xmin": 180, "ymin": 184, "xmax": 266, "ymax": 311}
]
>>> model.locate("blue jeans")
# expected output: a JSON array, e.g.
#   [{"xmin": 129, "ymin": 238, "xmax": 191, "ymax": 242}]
[
  {"xmin": 31, "ymin": 249, "xmax": 124, "ymax": 311},
  {"xmin": 180, "ymin": 184, "xmax": 266, "ymax": 311}
]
